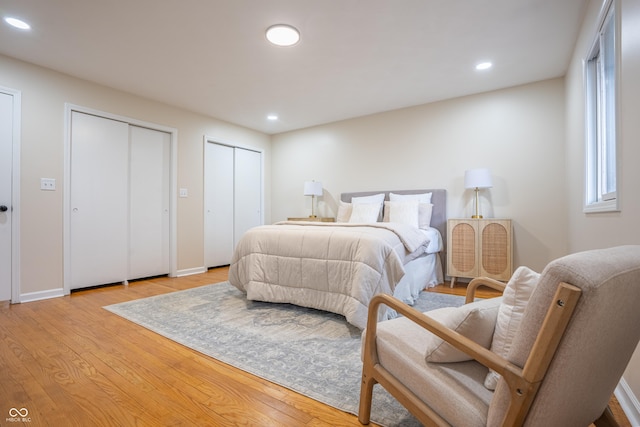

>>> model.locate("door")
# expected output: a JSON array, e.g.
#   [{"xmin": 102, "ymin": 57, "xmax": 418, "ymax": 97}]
[
  {"xmin": 204, "ymin": 142, "xmax": 262, "ymax": 268},
  {"xmin": 204, "ymin": 143, "xmax": 234, "ymax": 267},
  {"xmin": 129, "ymin": 125, "xmax": 171, "ymax": 279},
  {"xmin": 70, "ymin": 112, "xmax": 129, "ymax": 289},
  {"xmin": 234, "ymin": 147, "xmax": 262, "ymax": 247},
  {"xmin": 0, "ymin": 91, "xmax": 14, "ymax": 301}
]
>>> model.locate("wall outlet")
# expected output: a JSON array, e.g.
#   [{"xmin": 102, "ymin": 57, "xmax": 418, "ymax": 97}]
[
  {"xmin": 179, "ymin": 188, "xmax": 188, "ymax": 198},
  {"xmin": 41, "ymin": 178, "xmax": 56, "ymax": 191}
]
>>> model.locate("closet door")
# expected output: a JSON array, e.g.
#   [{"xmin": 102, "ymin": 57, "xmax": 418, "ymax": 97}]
[
  {"xmin": 70, "ymin": 112, "xmax": 128, "ymax": 289},
  {"xmin": 129, "ymin": 126, "xmax": 171, "ymax": 279},
  {"xmin": 234, "ymin": 147, "xmax": 262, "ymax": 247},
  {"xmin": 204, "ymin": 142, "xmax": 234, "ymax": 267}
]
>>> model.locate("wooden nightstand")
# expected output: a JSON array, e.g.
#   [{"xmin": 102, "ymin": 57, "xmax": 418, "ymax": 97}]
[
  {"xmin": 447, "ymin": 218, "xmax": 512, "ymax": 288},
  {"xmin": 287, "ymin": 217, "xmax": 336, "ymax": 222}
]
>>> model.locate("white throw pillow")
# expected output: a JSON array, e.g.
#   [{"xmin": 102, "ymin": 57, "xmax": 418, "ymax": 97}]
[
  {"xmin": 352, "ymin": 193, "xmax": 385, "ymax": 221},
  {"xmin": 384, "ymin": 201, "xmax": 419, "ymax": 228},
  {"xmin": 484, "ymin": 266, "xmax": 540, "ymax": 390},
  {"xmin": 417, "ymin": 203, "xmax": 433, "ymax": 229},
  {"xmin": 348, "ymin": 203, "xmax": 380, "ymax": 223},
  {"xmin": 424, "ymin": 297, "xmax": 502, "ymax": 363},
  {"xmin": 389, "ymin": 192, "xmax": 432, "ymax": 204},
  {"xmin": 336, "ymin": 201, "xmax": 352, "ymax": 222}
]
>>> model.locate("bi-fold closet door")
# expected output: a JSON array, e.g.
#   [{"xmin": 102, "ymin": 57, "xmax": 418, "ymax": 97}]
[
  {"xmin": 69, "ymin": 111, "xmax": 170, "ymax": 290},
  {"xmin": 204, "ymin": 141, "xmax": 262, "ymax": 268}
]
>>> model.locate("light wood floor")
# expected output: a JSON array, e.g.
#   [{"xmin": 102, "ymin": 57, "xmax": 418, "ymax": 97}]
[{"xmin": 0, "ymin": 268, "xmax": 630, "ymax": 426}]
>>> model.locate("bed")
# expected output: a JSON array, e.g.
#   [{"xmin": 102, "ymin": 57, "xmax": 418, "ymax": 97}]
[{"xmin": 228, "ymin": 189, "xmax": 446, "ymax": 329}]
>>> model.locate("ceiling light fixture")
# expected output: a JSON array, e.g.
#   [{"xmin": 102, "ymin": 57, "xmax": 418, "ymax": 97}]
[
  {"xmin": 476, "ymin": 62, "xmax": 492, "ymax": 70},
  {"xmin": 267, "ymin": 114, "xmax": 278, "ymax": 121},
  {"xmin": 4, "ymin": 17, "xmax": 31, "ymax": 30},
  {"xmin": 266, "ymin": 24, "xmax": 300, "ymax": 47}
]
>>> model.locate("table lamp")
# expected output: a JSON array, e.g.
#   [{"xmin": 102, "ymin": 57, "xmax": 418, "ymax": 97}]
[{"xmin": 464, "ymin": 168, "xmax": 492, "ymax": 218}]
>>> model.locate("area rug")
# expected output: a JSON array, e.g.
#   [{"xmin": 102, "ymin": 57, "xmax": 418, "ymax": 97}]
[{"xmin": 104, "ymin": 282, "xmax": 466, "ymax": 426}]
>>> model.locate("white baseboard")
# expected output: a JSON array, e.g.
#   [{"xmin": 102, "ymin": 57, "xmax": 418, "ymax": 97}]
[
  {"xmin": 176, "ymin": 266, "xmax": 207, "ymax": 277},
  {"xmin": 19, "ymin": 288, "xmax": 65, "ymax": 303},
  {"xmin": 615, "ymin": 378, "xmax": 640, "ymax": 426}
]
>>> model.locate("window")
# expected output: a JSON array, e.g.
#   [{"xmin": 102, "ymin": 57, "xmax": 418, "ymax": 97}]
[{"xmin": 584, "ymin": 0, "xmax": 619, "ymax": 212}]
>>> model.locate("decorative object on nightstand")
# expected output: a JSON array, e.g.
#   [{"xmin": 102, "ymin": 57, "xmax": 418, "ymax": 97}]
[
  {"xmin": 447, "ymin": 218, "xmax": 512, "ymax": 288},
  {"xmin": 303, "ymin": 180, "xmax": 323, "ymax": 218},
  {"xmin": 464, "ymin": 168, "xmax": 492, "ymax": 218}
]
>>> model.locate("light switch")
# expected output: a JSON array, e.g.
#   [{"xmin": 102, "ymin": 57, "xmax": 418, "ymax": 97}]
[
  {"xmin": 179, "ymin": 188, "xmax": 188, "ymax": 198},
  {"xmin": 41, "ymin": 178, "xmax": 56, "ymax": 191}
]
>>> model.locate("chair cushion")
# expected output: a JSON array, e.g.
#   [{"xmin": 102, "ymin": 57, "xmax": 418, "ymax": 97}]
[
  {"xmin": 484, "ymin": 266, "xmax": 539, "ymax": 390},
  {"xmin": 424, "ymin": 297, "xmax": 502, "ymax": 363},
  {"xmin": 375, "ymin": 314, "xmax": 494, "ymax": 427}
]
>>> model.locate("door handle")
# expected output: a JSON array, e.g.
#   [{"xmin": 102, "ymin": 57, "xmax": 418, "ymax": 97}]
[{"xmin": 0, "ymin": 205, "xmax": 8, "ymax": 212}]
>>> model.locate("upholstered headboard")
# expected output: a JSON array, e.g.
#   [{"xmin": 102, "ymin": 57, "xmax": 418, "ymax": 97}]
[{"xmin": 340, "ymin": 189, "xmax": 447, "ymax": 270}]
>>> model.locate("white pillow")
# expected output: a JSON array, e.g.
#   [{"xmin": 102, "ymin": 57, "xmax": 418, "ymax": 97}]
[
  {"xmin": 348, "ymin": 203, "xmax": 380, "ymax": 223},
  {"xmin": 336, "ymin": 201, "xmax": 352, "ymax": 222},
  {"xmin": 390, "ymin": 192, "xmax": 432, "ymax": 204},
  {"xmin": 424, "ymin": 296, "xmax": 502, "ymax": 363},
  {"xmin": 352, "ymin": 193, "xmax": 385, "ymax": 221},
  {"xmin": 417, "ymin": 203, "xmax": 433, "ymax": 229},
  {"xmin": 383, "ymin": 201, "xmax": 419, "ymax": 228},
  {"xmin": 484, "ymin": 266, "xmax": 540, "ymax": 390}
]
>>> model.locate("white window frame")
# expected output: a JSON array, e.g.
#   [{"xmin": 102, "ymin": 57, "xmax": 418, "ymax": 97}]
[{"xmin": 583, "ymin": 0, "xmax": 620, "ymax": 213}]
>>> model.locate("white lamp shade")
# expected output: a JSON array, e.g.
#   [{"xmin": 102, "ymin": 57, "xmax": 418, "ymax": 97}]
[
  {"xmin": 303, "ymin": 181, "xmax": 323, "ymax": 196},
  {"xmin": 464, "ymin": 168, "xmax": 493, "ymax": 189}
]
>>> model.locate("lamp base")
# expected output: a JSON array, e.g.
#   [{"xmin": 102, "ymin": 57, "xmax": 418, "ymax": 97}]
[{"xmin": 471, "ymin": 215, "xmax": 483, "ymax": 219}]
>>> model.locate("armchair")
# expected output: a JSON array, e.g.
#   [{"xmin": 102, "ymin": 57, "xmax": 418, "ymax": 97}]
[{"xmin": 359, "ymin": 245, "xmax": 640, "ymax": 426}]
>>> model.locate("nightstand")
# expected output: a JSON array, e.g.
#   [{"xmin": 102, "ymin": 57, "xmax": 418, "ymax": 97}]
[
  {"xmin": 287, "ymin": 217, "xmax": 336, "ymax": 222},
  {"xmin": 447, "ymin": 218, "xmax": 512, "ymax": 288}
]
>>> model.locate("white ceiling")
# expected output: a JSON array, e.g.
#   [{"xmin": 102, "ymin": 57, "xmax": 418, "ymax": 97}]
[{"xmin": 0, "ymin": 0, "xmax": 587, "ymax": 135}]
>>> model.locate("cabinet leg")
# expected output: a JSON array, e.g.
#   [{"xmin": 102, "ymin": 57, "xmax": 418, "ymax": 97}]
[{"xmin": 450, "ymin": 277, "xmax": 457, "ymax": 288}]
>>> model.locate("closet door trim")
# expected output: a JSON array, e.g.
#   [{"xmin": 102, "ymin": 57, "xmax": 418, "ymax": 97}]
[{"xmin": 63, "ymin": 104, "xmax": 178, "ymax": 295}]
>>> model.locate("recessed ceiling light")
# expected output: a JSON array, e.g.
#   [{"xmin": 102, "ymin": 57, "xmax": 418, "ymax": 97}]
[
  {"xmin": 267, "ymin": 114, "xmax": 278, "ymax": 121},
  {"xmin": 476, "ymin": 62, "xmax": 492, "ymax": 70},
  {"xmin": 266, "ymin": 24, "xmax": 300, "ymax": 47},
  {"xmin": 4, "ymin": 17, "xmax": 31, "ymax": 30}
]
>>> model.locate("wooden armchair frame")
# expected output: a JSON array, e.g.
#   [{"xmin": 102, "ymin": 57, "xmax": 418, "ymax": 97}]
[{"xmin": 359, "ymin": 278, "xmax": 585, "ymax": 427}]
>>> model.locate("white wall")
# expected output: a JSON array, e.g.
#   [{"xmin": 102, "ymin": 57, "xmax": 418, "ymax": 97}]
[
  {"xmin": 565, "ymin": 0, "xmax": 640, "ymax": 419},
  {"xmin": 272, "ymin": 78, "xmax": 568, "ymax": 273},
  {"xmin": 0, "ymin": 54, "xmax": 271, "ymax": 297}
]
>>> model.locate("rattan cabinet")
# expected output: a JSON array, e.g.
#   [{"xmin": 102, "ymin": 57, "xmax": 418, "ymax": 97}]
[{"xmin": 447, "ymin": 218, "xmax": 512, "ymax": 287}]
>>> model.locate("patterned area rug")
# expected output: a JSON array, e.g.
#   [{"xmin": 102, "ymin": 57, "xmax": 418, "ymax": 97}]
[{"xmin": 104, "ymin": 281, "xmax": 465, "ymax": 426}]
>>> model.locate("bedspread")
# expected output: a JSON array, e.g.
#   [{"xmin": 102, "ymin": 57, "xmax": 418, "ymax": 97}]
[{"xmin": 228, "ymin": 222, "xmax": 430, "ymax": 329}]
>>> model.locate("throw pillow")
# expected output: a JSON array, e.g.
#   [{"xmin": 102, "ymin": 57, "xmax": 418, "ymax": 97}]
[
  {"xmin": 484, "ymin": 266, "xmax": 540, "ymax": 390},
  {"xmin": 424, "ymin": 296, "xmax": 502, "ymax": 363}
]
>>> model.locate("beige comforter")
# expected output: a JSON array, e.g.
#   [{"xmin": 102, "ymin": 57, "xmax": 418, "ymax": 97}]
[{"xmin": 228, "ymin": 221, "xmax": 430, "ymax": 329}]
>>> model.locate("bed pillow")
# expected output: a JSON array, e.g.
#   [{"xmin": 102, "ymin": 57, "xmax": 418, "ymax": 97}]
[
  {"xmin": 390, "ymin": 192, "xmax": 432, "ymax": 204},
  {"xmin": 352, "ymin": 193, "xmax": 385, "ymax": 221},
  {"xmin": 336, "ymin": 201, "xmax": 352, "ymax": 222},
  {"xmin": 484, "ymin": 266, "xmax": 540, "ymax": 390},
  {"xmin": 383, "ymin": 201, "xmax": 419, "ymax": 228},
  {"xmin": 424, "ymin": 296, "xmax": 502, "ymax": 363},
  {"xmin": 348, "ymin": 203, "xmax": 381, "ymax": 223},
  {"xmin": 384, "ymin": 202, "xmax": 433, "ymax": 229}
]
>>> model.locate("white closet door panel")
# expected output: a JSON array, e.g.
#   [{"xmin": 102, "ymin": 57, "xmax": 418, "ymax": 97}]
[
  {"xmin": 234, "ymin": 148, "xmax": 262, "ymax": 248},
  {"xmin": 70, "ymin": 112, "xmax": 128, "ymax": 289},
  {"xmin": 129, "ymin": 126, "xmax": 170, "ymax": 279},
  {"xmin": 0, "ymin": 93, "xmax": 13, "ymax": 300},
  {"xmin": 204, "ymin": 143, "xmax": 234, "ymax": 267}
]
